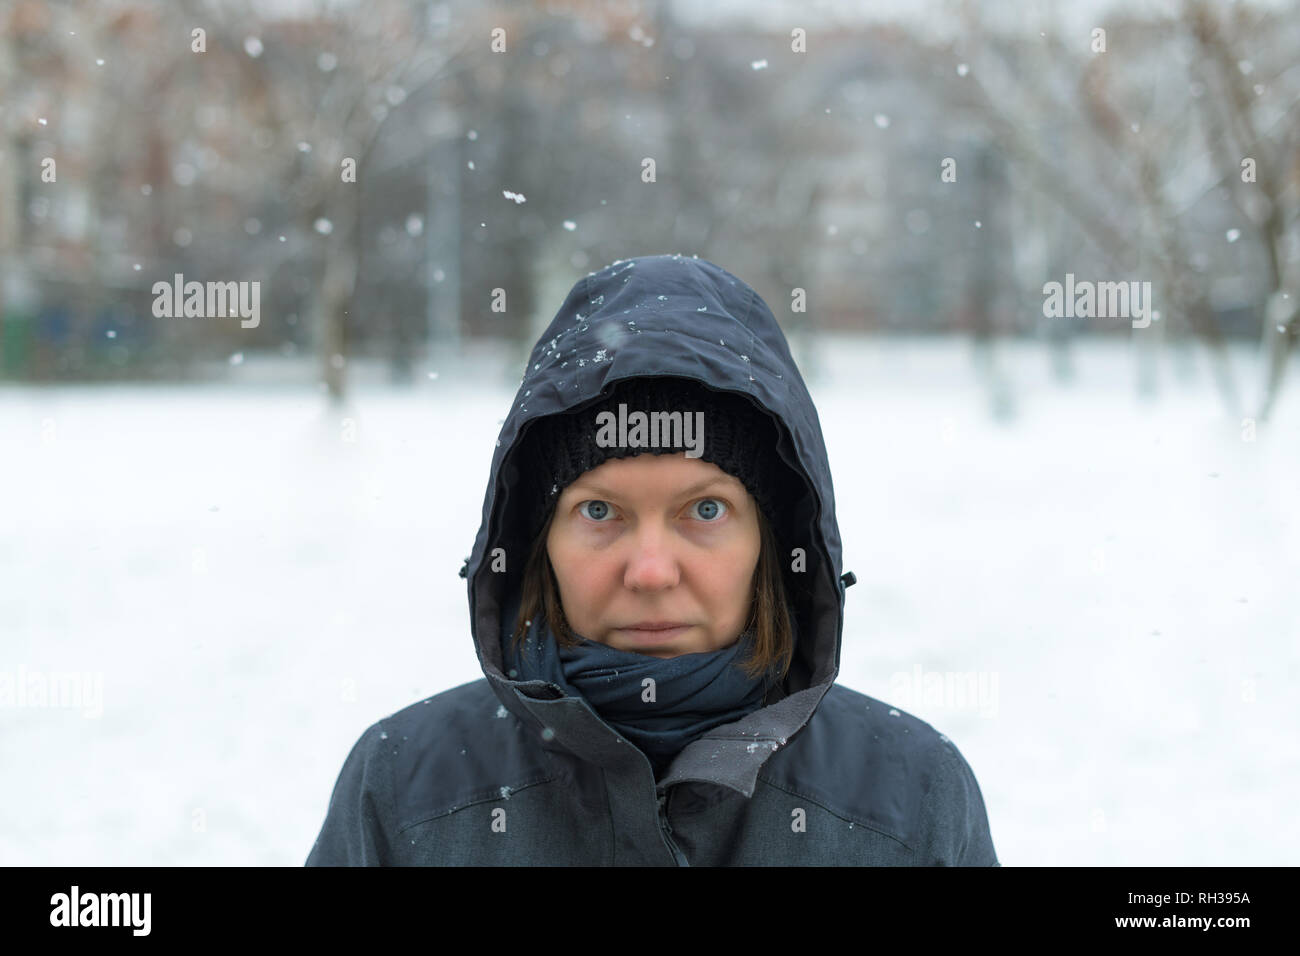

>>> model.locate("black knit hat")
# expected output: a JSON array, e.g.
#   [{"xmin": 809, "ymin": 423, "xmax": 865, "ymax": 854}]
[{"xmin": 515, "ymin": 377, "xmax": 799, "ymax": 546}]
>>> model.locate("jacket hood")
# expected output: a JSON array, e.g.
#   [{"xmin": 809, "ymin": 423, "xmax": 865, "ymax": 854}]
[{"xmin": 461, "ymin": 253, "xmax": 851, "ymax": 795}]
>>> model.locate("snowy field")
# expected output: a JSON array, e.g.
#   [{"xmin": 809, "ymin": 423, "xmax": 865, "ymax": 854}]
[{"xmin": 1, "ymin": 334, "xmax": 1296, "ymax": 866}]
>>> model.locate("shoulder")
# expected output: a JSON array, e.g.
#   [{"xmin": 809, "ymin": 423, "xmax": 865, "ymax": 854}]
[
  {"xmin": 307, "ymin": 680, "xmax": 557, "ymax": 865},
  {"xmin": 369, "ymin": 680, "xmax": 557, "ymax": 829},
  {"xmin": 325, "ymin": 680, "xmax": 503, "ymax": 780},
  {"xmin": 760, "ymin": 683, "xmax": 999, "ymax": 865},
  {"xmin": 376, "ymin": 678, "xmax": 505, "ymax": 750}
]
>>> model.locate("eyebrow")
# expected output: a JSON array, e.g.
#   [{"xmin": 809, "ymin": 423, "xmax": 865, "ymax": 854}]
[{"xmin": 568, "ymin": 475, "xmax": 739, "ymax": 501}]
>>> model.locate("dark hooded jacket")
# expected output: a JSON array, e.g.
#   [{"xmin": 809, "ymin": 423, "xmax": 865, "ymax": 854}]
[{"xmin": 305, "ymin": 254, "xmax": 999, "ymax": 866}]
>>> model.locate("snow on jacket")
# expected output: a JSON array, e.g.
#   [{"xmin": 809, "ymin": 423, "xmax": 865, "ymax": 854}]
[{"xmin": 306, "ymin": 254, "xmax": 999, "ymax": 866}]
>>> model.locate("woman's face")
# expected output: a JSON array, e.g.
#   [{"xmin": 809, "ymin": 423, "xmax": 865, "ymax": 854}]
[{"xmin": 546, "ymin": 452, "xmax": 761, "ymax": 658}]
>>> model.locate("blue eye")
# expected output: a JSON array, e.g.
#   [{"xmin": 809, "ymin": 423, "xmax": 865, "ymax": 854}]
[
  {"xmin": 692, "ymin": 498, "xmax": 727, "ymax": 521},
  {"xmin": 579, "ymin": 500, "xmax": 613, "ymax": 521}
]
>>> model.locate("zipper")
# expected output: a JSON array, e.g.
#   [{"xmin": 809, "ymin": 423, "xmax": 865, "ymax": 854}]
[{"xmin": 657, "ymin": 790, "xmax": 689, "ymax": 866}]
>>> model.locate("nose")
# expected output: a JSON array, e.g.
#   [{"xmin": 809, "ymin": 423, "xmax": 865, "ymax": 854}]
[{"xmin": 622, "ymin": 520, "xmax": 681, "ymax": 592}]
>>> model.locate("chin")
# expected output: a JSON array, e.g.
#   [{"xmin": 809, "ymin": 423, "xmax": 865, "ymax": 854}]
[{"xmin": 609, "ymin": 639, "xmax": 680, "ymax": 659}]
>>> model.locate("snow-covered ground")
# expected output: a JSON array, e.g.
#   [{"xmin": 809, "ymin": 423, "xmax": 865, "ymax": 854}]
[{"xmin": 1, "ymin": 334, "xmax": 1296, "ymax": 865}]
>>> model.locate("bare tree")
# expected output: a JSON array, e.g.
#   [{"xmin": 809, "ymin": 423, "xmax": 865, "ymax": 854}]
[
  {"xmin": 179, "ymin": 0, "xmax": 474, "ymax": 404},
  {"xmin": 933, "ymin": 0, "xmax": 1300, "ymax": 420}
]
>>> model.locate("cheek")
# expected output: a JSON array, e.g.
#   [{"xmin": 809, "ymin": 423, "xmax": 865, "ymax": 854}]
[
  {"xmin": 701, "ymin": 541, "xmax": 759, "ymax": 600},
  {"xmin": 548, "ymin": 536, "xmax": 613, "ymax": 599}
]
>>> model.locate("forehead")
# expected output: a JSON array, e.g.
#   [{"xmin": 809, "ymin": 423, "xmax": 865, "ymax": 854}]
[{"xmin": 565, "ymin": 453, "xmax": 743, "ymax": 496}]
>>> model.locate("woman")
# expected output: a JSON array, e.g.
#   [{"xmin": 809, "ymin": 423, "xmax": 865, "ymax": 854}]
[{"xmin": 306, "ymin": 254, "xmax": 998, "ymax": 866}]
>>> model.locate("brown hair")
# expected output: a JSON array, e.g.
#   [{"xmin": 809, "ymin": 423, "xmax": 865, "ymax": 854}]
[{"xmin": 509, "ymin": 500, "xmax": 794, "ymax": 682}]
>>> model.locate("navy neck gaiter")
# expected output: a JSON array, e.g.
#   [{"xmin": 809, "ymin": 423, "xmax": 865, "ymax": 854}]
[{"xmin": 503, "ymin": 614, "xmax": 774, "ymax": 777}]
